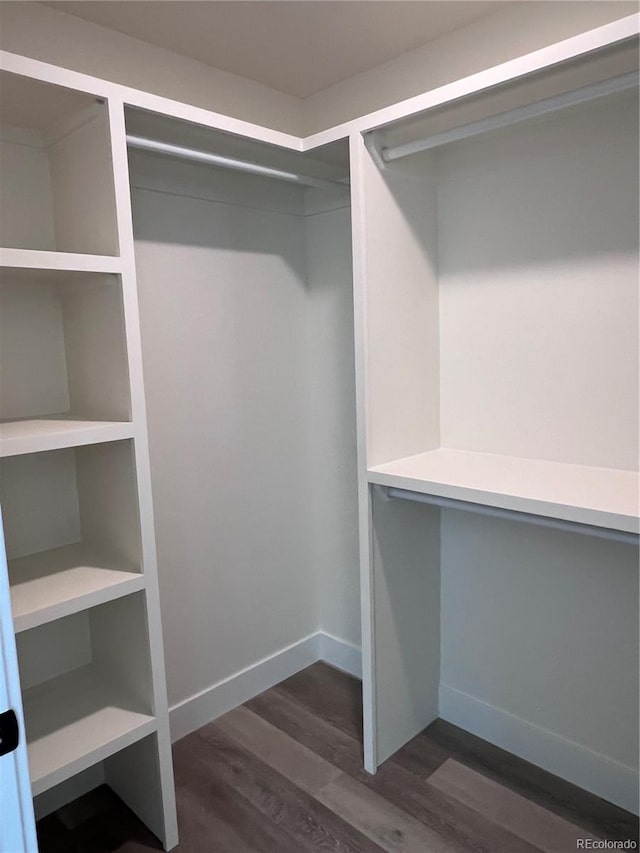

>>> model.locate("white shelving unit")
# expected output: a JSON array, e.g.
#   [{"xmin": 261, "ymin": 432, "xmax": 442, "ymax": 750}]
[
  {"xmin": 351, "ymin": 35, "xmax": 640, "ymax": 810},
  {"xmin": 0, "ymin": 67, "xmax": 178, "ymax": 847},
  {"xmin": 19, "ymin": 591, "xmax": 158, "ymax": 799},
  {"xmin": 1, "ymin": 10, "xmax": 637, "ymax": 835}
]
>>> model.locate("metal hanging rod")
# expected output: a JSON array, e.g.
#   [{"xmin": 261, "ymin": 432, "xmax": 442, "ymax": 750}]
[
  {"xmin": 126, "ymin": 134, "xmax": 348, "ymax": 191},
  {"xmin": 381, "ymin": 71, "xmax": 639, "ymax": 163},
  {"xmin": 384, "ymin": 487, "xmax": 639, "ymax": 545}
]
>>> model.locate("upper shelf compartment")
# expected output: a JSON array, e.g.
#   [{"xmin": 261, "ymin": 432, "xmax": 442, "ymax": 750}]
[
  {"xmin": 371, "ymin": 37, "xmax": 639, "ymax": 164},
  {"xmin": 125, "ymin": 107, "xmax": 350, "ymax": 218},
  {"xmin": 358, "ymin": 40, "xmax": 639, "ymax": 534},
  {"xmin": 0, "ymin": 71, "xmax": 119, "ymax": 256},
  {"xmin": 0, "ymin": 267, "xmax": 131, "ymax": 434}
]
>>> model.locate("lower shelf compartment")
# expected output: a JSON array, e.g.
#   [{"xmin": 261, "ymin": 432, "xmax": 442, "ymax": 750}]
[
  {"xmin": 10, "ymin": 542, "xmax": 144, "ymax": 632},
  {"xmin": 24, "ymin": 664, "xmax": 156, "ymax": 797}
]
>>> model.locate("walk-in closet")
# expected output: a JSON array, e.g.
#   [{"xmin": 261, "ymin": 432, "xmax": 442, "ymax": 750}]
[{"xmin": 0, "ymin": 3, "xmax": 638, "ymax": 851}]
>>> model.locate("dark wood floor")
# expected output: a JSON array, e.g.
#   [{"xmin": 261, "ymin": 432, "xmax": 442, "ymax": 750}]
[{"xmin": 38, "ymin": 662, "xmax": 639, "ymax": 852}]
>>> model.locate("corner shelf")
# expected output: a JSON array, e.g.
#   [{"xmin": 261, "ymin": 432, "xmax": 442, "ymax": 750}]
[
  {"xmin": 0, "ymin": 248, "xmax": 122, "ymax": 274},
  {"xmin": 368, "ymin": 448, "xmax": 639, "ymax": 535},
  {"xmin": 9, "ymin": 542, "xmax": 145, "ymax": 632},
  {"xmin": 23, "ymin": 664, "xmax": 156, "ymax": 796},
  {"xmin": 0, "ymin": 420, "xmax": 135, "ymax": 457}
]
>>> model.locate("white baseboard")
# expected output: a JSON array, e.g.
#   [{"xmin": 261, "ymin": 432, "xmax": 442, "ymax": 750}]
[
  {"xmin": 168, "ymin": 640, "xmax": 637, "ymax": 815},
  {"xmin": 439, "ymin": 683, "xmax": 639, "ymax": 815},
  {"xmin": 316, "ymin": 631, "xmax": 362, "ymax": 679},
  {"xmin": 169, "ymin": 631, "xmax": 360, "ymax": 742}
]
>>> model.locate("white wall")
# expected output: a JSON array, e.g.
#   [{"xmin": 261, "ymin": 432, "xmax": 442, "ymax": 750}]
[
  {"xmin": 441, "ymin": 511, "xmax": 639, "ymax": 788},
  {"xmin": 0, "ymin": 129, "xmax": 55, "ymax": 251},
  {"xmin": 129, "ymin": 153, "xmax": 357, "ymax": 710},
  {"xmin": 0, "ymin": 2, "xmax": 300, "ymax": 135},
  {"xmin": 304, "ymin": 203, "xmax": 360, "ymax": 647},
  {"xmin": 131, "ymin": 182, "xmax": 312, "ymax": 707},
  {"xmin": 437, "ymin": 91, "xmax": 639, "ymax": 469}
]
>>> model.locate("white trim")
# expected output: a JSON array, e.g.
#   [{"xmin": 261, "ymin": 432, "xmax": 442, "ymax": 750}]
[
  {"xmin": 301, "ymin": 13, "xmax": 640, "ymax": 148},
  {"xmin": 130, "ymin": 635, "xmax": 640, "ymax": 814},
  {"xmin": 0, "ymin": 50, "xmax": 302, "ymax": 152},
  {"xmin": 168, "ymin": 632, "xmax": 361, "ymax": 742},
  {"xmin": 439, "ymin": 683, "xmax": 639, "ymax": 815},
  {"xmin": 169, "ymin": 632, "xmax": 319, "ymax": 741},
  {"xmin": 316, "ymin": 632, "xmax": 363, "ymax": 679},
  {"xmin": 1, "ymin": 14, "xmax": 637, "ymax": 152},
  {"xmin": 350, "ymin": 134, "xmax": 378, "ymax": 775}
]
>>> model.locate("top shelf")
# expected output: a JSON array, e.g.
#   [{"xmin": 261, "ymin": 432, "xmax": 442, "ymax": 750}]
[
  {"xmin": 373, "ymin": 39, "xmax": 639, "ymax": 165},
  {"xmin": 1, "ymin": 70, "xmax": 119, "ymax": 257},
  {"xmin": 368, "ymin": 449, "xmax": 639, "ymax": 534},
  {"xmin": 0, "ymin": 248, "xmax": 122, "ymax": 274}
]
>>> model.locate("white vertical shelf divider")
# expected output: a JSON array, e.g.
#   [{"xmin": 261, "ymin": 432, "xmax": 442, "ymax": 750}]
[
  {"xmin": 350, "ymin": 133, "xmax": 442, "ymax": 772},
  {"xmin": 349, "ymin": 134, "xmax": 377, "ymax": 773},
  {"xmin": 104, "ymin": 96, "xmax": 178, "ymax": 850}
]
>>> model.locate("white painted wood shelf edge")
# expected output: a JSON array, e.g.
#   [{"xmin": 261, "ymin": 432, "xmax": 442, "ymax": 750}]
[
  {"xmin": 0, "ymin": 420, "xmax": 135, "ymax": 457},
  {"xmin": 0, "ymin": 248, "xmax": 123, "ymax": 274},
  {"xmin": 10, "ymin": 542, "xmax": 144, "ymax": 633},
  {"xmin": 368, "ymin": 449, "xmax": 639, "ymax": 534},
  {"xmin": 1, "ymin": 15, "xmax": 637, "ymax": 153},
  {"xmin": 24, "ymin": 663, "xmax": 156, "ymax": 797}
]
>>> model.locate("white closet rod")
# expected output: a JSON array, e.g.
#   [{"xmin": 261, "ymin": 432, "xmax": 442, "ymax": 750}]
[
  {"xmin": 385, "ymin": 487, "xmax": 639, "ymax": 545},
  {"xmin": 126, "ymin": 134, "xmax": 347, "ymax": 190},
  {"xmin": 382, "ymin": 71, "xmax": 639, "ymax": 162}
]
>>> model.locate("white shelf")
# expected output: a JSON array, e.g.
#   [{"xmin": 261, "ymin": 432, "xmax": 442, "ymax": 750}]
[
  {"xmin": 0, "ymin": 247, "xmax": 122, "ymax": 274},
  {"xmin": 10, "ymin": 543, "xmax": 144, "ymax": 632},
  {"xmin": 368, "ymin": 449, "xmax": 639, "ymax": 534},
  {"xmin": 23, "ymin": 664, "xmax": 156, "ymax": 797},
  {"xmin": 0, "ymin": 419, "xmax": 134, "ymax": 456}
]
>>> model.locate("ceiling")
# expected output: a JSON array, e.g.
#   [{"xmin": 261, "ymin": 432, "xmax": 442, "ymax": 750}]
[{"xmin": 44, "ymin": 1, "xmax": 511, "ymax": 98}]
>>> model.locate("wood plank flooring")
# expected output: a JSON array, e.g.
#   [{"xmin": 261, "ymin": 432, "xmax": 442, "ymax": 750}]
[{"xmin": 37, "ymin": 662, "xmax": 639, "ymax": 852}]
